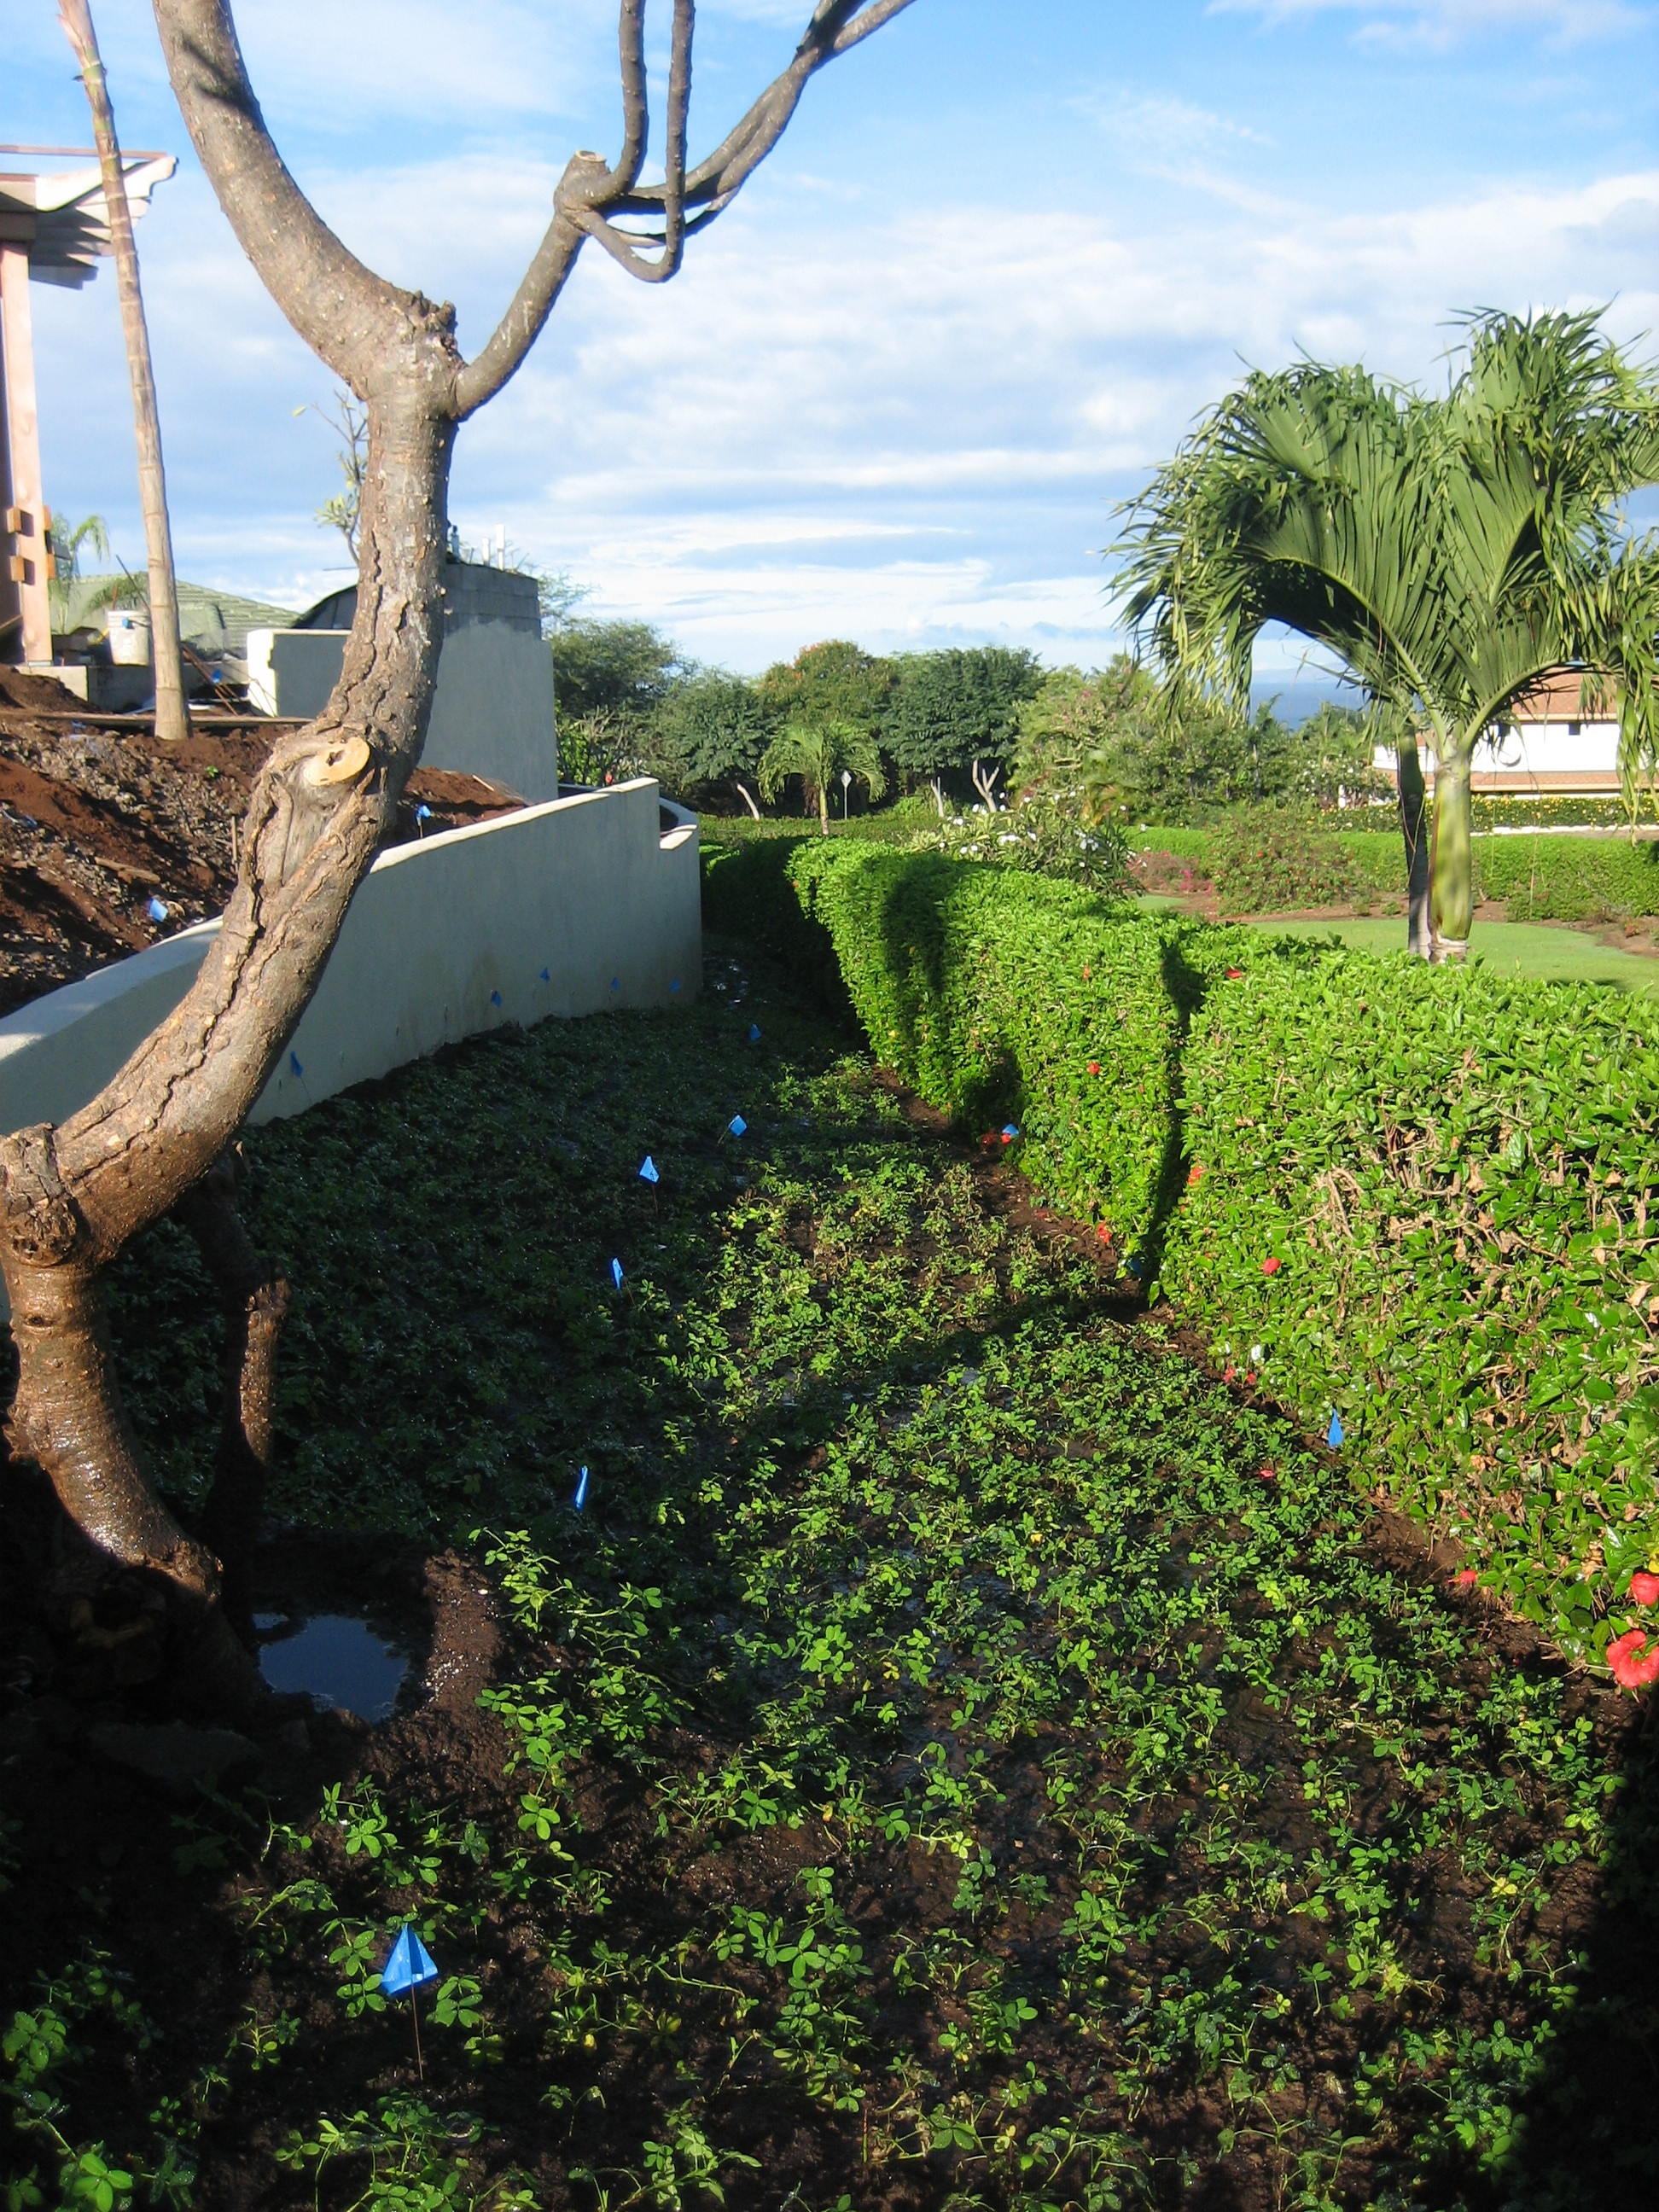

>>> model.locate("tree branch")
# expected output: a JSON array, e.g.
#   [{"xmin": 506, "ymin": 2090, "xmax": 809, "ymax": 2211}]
[
  {"xmin": 150, "ymin": 0, "xmax": 425, "ymax": 387},
  {"xmin": 455, "ymin": 0, "xmax": 918, "ymax": 417}
]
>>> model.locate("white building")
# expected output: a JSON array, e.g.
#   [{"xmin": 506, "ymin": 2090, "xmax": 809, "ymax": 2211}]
[{"xmin": 1372, "ymin": 671, "xmax": 1621, "ymax": 798}]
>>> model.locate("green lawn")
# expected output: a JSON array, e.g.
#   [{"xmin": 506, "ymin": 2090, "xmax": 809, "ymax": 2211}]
[
  {"xmin": 1239, "ymin": 912, "xmax": 1659, "ymax": 989},
  {"xmin": 5, "ymin": 943, "xmax": 1656, "ymax": 2209}
]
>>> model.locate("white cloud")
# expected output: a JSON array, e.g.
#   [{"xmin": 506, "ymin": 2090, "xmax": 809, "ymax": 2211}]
[{"xmin": 1212, "ymin": 0, "xmax": 1648, "ymax": 47}]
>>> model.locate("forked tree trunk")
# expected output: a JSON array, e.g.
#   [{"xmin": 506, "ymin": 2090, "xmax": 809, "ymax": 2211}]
[
  {"xmin": 1429, "ymin": 747, "xmax": 1474, "ymax": 962},
  {"xmin": 0, "ymin": 379, "xmax": 453, "ymax": 1709}
]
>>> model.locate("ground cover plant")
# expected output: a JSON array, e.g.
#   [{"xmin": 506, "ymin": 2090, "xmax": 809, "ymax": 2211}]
[{"xmin": 5, "ymin": 937, "xmax": 1658, "ymax": 2211}]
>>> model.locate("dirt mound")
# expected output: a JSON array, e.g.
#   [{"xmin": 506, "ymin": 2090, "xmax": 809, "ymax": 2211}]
[{"xmin": 0, "ymin": 684, "xmax": 522, "ymax": 1016}]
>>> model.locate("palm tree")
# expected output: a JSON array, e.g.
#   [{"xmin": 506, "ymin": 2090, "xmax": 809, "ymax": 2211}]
[
  {"xmin": 1118, "ymin": 311, "xmax": 1659, "ymax": 958},
  {"xmin": 758, "ymin": 718, "xmax": 886, "ymax": 835}
]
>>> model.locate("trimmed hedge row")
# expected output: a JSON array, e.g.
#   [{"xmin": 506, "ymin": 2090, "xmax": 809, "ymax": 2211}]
[
  {"xmin": 703, "ymin": 837, "xmax": 1659, "ymax": 1670},
  {"xmin": 1133, "ymin": 820, "xmax": 1659, "ymax": 918}
]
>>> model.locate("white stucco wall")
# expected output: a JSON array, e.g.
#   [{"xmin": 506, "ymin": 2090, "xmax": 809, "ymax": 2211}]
[
  {"xmin": 246, "ymin": 622, "xmax": 560, "ymax": 801},
  {"xmin": 0, "ymin": 781, "xmax": 698, "ymax": 1313}
]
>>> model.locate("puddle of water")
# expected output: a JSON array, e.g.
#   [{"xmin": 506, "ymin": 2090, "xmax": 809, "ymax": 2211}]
[{"xmin": 256, "ymin": 1613, "xmax": 410, "ymax": 1720}]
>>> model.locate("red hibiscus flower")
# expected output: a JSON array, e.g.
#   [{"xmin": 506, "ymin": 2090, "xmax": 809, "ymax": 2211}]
[
  {"xmin": 1087, "ymin": 1062, "xmax": 1101, "ymax": 1075},
  {"xmin": 1455, "ymin": 1568, "xmax": 1478, "ymax": 1586},
  {"xmin": 1096, "ymin": 1223, "xmax": 1113, "ymax": 1243},
  {"xmin": 1261, "ymin": 1257, "xmax": 1282, "ymax": 1276},
  {"xmin": 1609, "ymin": 1628, "xmax": 1659, "ymax": 1690},
  {"xmin": 1187, "ymin": 1162, "xmax": 1205, "ymax": 1186},
  {"xmin": 1632, "ymin": 1570, "xmax": 1659, "ymax": 1605},
  {"xmin": 1226, "ymin": 967, "xmax": 1243, "ymax": 979}
]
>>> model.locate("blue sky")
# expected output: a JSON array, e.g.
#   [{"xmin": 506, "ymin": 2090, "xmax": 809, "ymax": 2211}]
[{"xmin": 9, "ymin": 0, "xmax": 1659, "ymax": 672}]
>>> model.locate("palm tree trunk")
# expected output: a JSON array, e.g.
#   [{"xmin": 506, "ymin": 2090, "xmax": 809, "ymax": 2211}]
[
  {"xmin": 1429, "ymin": 746, "xmax": 1474, "ymax": 961},
  {"xmin": 1398, "ymin": 737, "xmax": 1430, "ymax": 957},
  {"xmin": 818, "ymin": 781, "xmax": 830, "ymax": 835},
  {"xmin": 59, "ymin": 0, "xmax": 189, "ymax": 747}
]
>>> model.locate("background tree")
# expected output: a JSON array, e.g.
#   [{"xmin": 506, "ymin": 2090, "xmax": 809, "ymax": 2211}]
[
  {"xmin": 883, "ymin": 644, "xmax": 1041, "ymax": 811},
  {"xmin": 45, "ymin": 513, "xmax": 111, "ymax": 635},
  {"xmin": 58, "ymin": 0, "xmax": 190, "ymax": 744},
  {"xmin": 301, "ymin": 385, "xmax": 369, "ymax": 560},
  {"xmin": 1119, "ymin": 311, "xmax": 1659, "ymax": 958},
  {"xmin": 759, "ymin": 639, "xmax": 894, "ymax": 746},
  {"xmin": 0, "ymin": 0, "xmax": 918, "ymax": 1711},
  {"xmin": 759, "ymin": 717, "xmax": 886, "ymax": 833},
  {"xmin": 649, "ymin": 668, "xmax": 773, "ymax": 816},
  {"xmin": 552, "ymin": 614, "xmax": 684, "ymax": 722}
]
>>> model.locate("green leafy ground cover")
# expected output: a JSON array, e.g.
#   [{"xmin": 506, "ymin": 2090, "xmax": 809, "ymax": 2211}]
[
  {"xmin": 705, "ymin": 841, "xmax": 1659, "ymax": 1673},
  {"xmin": 1225, "ymin": 916, "xmax": 1659, "ymax": 995},
  {"xmin": 6, "ymin": 946, "xmax": 1658, "ymax": 2209}
]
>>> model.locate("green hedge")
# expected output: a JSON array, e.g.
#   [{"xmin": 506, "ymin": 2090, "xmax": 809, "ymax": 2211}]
[
  {"xmin": 705, "ymin": 837, "xmax": 1659, "ymax": 1671},
  {"xmin": 1133, "ymin": 820, "xmax": 1659, "ymax": 918}
]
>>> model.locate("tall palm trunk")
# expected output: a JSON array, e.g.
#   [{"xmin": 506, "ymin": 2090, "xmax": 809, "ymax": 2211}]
[
  {"xmin": 1429, "ymin": 747, "xmax": 1474, "ymax": 961},
  {"xmin": 58, "ymin": 0, "xmax": 189, "ymax": 746},
  {"xmin": 1398, "ymin": 738, "xmax": 1431, "ymax": 958}
]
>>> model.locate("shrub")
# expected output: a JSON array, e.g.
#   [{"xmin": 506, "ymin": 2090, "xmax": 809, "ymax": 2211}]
[
  {"xmin": 1208, "ymin": 812, "xmax": 1370, "ymax": 910},
  {"xmin": 1474, "ymin": 832, "xmax": 1659, "ymax": 921},
  {"xmin": 705, "ymin": 839, "xmax": 1659, "ymax": 1671}
]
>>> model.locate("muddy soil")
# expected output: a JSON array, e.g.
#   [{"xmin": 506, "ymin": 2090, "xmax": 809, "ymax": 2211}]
[{"xmin": 0, "ymin": 667, "xmax": 521, "ymax": 1017}]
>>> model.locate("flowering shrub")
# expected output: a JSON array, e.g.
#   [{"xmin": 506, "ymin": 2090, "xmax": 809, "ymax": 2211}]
[
  {"xmin": 703, "ymin": 835, "xmax": 1659, "ymax": 1678},
  {"xmin": 905, "ymin": 784, "xmax": 1129, "ymax": 894}
]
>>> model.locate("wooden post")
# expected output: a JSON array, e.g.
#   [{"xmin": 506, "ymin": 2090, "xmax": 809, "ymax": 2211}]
[{"xmin": 0, "ymin": 242, "xmax": 52, "ymax": 667}]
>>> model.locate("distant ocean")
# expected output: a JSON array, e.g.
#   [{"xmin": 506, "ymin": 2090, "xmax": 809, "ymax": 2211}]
[{"xmin": 1249, "ymin": 675, "xmax": 1364, "ymax": 726}]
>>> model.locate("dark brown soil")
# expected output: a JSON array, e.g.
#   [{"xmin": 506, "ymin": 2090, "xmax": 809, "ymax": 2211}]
[{"xmin": 0, "ymin": 667, "xmax": 522, "ymax": 1017}]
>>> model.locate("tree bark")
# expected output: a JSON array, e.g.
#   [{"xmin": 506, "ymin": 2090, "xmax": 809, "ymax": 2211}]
[
  {"xmin": 733, "ymin": 779, "xmax": 761, "ymax": 820},
  {"xmin": 1429, "ymin": 748, "xmax": 1473, "ymax": 961},
  {"xmin": 1397, "ymin": 737, "xmax": 1430, "ymax": 958},
  {"xmin": 58, "ymin": 0, "xmax": 189, "ymax": 747}
]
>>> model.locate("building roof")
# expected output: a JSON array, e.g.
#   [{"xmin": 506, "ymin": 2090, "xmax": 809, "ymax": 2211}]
[
  {"xmin": 1505, "ymin": 669, "xmax": 1618, "ymax": 725},
  {"xmin": 59, "ymin": 577, "xmax": 300, "ymax": 659},
  {"xmin": 0, "ymin": 156, "xmax": 175, "ymax": 288}
]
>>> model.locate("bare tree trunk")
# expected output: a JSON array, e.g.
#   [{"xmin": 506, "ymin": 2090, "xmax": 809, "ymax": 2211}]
[
  {"xmin": 930, "ymin": 775, "xmax": 945, "ymax": 818},
  {"xmin": 59, "ymin": 0, "xmax": 189, "ymax": 747},
  {"xmin": 1398, "ymin": 737, "xmax": 1430, "ymax": 958},
  {"xmin": 970, "ymin": 758, "xmax": 1001, "ymax": 809},
  {"xmin": 733, "ymin": 778, "xmax": 761, "ymax": 820}
]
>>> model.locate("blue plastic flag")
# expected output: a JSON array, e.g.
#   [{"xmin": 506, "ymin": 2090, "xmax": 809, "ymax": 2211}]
[
  {"xmin": 490, "ymin": 990, "xmax": 502, "ymax": 1007},
  {"xmin": 539, "ymin": 968, "xmax": 550, "ymax": 982},
  {"xmin": 1327, "ymin": 1411, "xmax": 1345, "ymax": 1449},
  {"xmin": 1125, "ymin": 1256, "xmax": 1143, "ymax": 1279},
  {"xmin": 415, "ymin": 804, "xmax": 432, "ymax": 824},
  {"xmin": 639, "ymin": 1155, "xmax": 659, "ymax": 1185},
  {"xmin": 289, "ymin": 1051, "xmax": 304, "ymax": 1078},
  {"xmin": 727, "ymin": 1115, "xmax": 747, "ymax": 1138},
  {"xmin": 1001, "ymin": 1123, "xmax": 1020, "ymax": 1142},
  {"xmin": 748, "ymin": 1024, "xmax": 761, "ymax": 1043},
  {"xmin": 381, "ymin": 1924, "xmax": 439, "ymax": 2000},
  {"xmin": 148, "ymin": 897, "xmax": 168, "ymax": 923},
  {"xmin": 670, "ymin": 978, "xmax": 680, "ymax": 992},
  {"xmin": 611, "ymin": 977, "xmax": 620, "ymax": 992},
  {"xmin": 610, "ymin": 1258, "xmax": 624, "ymax": 1290},
  {"xmin": 573, "ymin": 1464, "xmax": 590, "ymax": 1511}
]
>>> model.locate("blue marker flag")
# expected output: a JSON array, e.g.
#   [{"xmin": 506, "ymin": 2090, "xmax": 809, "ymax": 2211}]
[
  {"xmin": 1327, "ymin": 1411, "xmax": 1345, "ymax": 1449},
  {"xmin": 748, "ymin": 1024, "xmax": 761, "ymax": 1043},
  {"xmin": 610, "ymin": 1258, "xmax": 624, "ymax": 1290},
  {"xmin": 670, "ymin": 978, "xmax": 680, "ymax": 992},
  {"xmin": 539, "ymin": 968, "xmax": 550, "ymax": 982},
  {"xmin": 490, "ymin": 990, "xmax": 502, "ymax": 1007},
  {"xmin": 639, "ymin": 1155, "xmax": 660, "ymax": 1185},
  {"xmin": 381, "ymin": 1924, "xmax": 439, "ymax": 1999},
  {"xmin": 727, "ymin": 1115, "xmax": 747, "ymax": 1138},
  {"xmin": 289, "ymin": 1051, "xmax": 304, "ymax": 1078},
  {"xmin": 610, "ymin": 977, "xmax": 620, "ymax": 992},
  {"xmin": 148, "ymin": 897, "xmax": 169, "ymax": 923},
  {"xmin": 1002, "ymin": 1124, "xmax": 1021, "ymax": 1140},
  {"xmin": 573, "ymin": 1464, "xmax": 590, "ymax": 1511},
  {"xmin": 415, "ymin": 804, "xmax": 432, "ymax": 823}
]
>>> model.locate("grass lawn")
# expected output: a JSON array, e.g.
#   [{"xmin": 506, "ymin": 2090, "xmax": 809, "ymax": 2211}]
[
  {"xmin": 3, "ymin": 941, "xmax": 1656, "ymax": 2210},
  {"xmin": 1234, "ymin": 913, "xmax": 1659, "ymax": 992}
]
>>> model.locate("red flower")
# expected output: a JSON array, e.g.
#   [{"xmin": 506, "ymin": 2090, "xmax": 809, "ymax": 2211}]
[
  {"xmin": 1226, "ymin": 967, "xmax": 1243, "ymax": 979},
  {"xmin": 1087, "ymin": 1061, "xmax": 1101, "ymax": 1075},
  {"xmin": 1095, "ymin": 1223, "xmax": 1113, "ymax": 1243},
  {"xmin": 1259, "ymin": 1463, "xmax": 1276, "ymax": 1482},
  {"xmin": 1223, "ymin": 1365, "xmax": 1237, "ymax": 1383},
  {"xmin": 1609, "ymin": 1628, "xmax": 1659, "ymax": 1691},
  {"xmin": 1082, "ymin": 965, "xmax": 1091, "ymax": 980},
  {"xmin": 1261, "ymin": 1257, "xmax": 1282, "ymax": 1276},
  {"xmin": 1187, "ymin": 1162, "xmax": 1204, "ymax": 1186},
  {"xmin": 1632, "ymin": 1570, "xmax": 1659, "ymax": 1605},
  {"xmin": 1456, "ymin": 1568, "xmax": 1479, "ymax": 1586}
]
